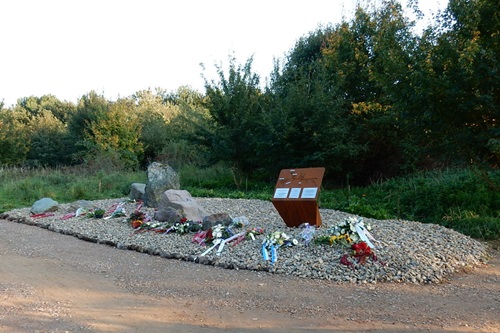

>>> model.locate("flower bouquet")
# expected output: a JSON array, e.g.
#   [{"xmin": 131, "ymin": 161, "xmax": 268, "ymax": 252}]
[
  {"xmin": 262, "ymin": 231, "xmax": 298, "ymax": 263},
  {"xmin": 340, "ymin": 241, "xmax": 381, "ymax": 268}
]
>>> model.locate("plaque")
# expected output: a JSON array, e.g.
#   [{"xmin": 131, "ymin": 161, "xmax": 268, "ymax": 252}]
[{"xmin": 271, "ymin": 167, "xmax": 325, "ymax": 227}]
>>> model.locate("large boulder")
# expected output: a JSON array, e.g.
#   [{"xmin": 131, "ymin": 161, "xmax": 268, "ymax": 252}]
[
  {"xmin": 154, "ymin": 206, "xmax": 181, "ymax": 223},
  {"xmin": 129, "ymin": 183, "xmax": 146, "ymax": 201},
  {"xmin": 144, "ymin": 162, "xmax": 180, "ymax": 208},
  {"xmin": 202, "ymin": 213, "xmax": 233, "ymax": 231},
  {"xmin": 157, "ymin": 190, "xmax": 207, "ymax": 222},
  {"xmin": 30, "ymin": 197, "xmax": 59, "ymax": 214}
]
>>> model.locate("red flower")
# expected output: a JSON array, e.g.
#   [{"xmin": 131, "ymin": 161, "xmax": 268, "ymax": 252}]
[
  {"xmin": 179, "ymin": 217, "xmax": 187, "ymax": 223},
  {"xmin": 351, "ymin": 241, "xmax": 373, "ymax": 264}
]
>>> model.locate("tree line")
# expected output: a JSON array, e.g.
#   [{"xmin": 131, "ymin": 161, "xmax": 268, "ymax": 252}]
[{"xmin": 0, "ymin": 0, "xmax": 498, "ymax": 186}]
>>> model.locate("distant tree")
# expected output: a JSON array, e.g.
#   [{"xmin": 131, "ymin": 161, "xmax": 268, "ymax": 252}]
[
  {"xmin": 10, "ymin": 95, "xmax": 76, "ymax": 166},
  {"xmin": 68, "ymin": 91, "xmax": 110, "ymax": 163},
  {"xmin": 268, "ymin": 27, "xmax": 358, "ymax": 176},
  {"xmin": 403, "ymin": 0, "xmax": 499, "ymax": 168},
  {"xmin": 25, "ymin": 110, "xmax": 70, "ymax": 167},
  {"xmin": 83, "ymin": 98, "xmax": 143, "ymax": 170},
  {"xmin": 133, "ymin": 87, "xmax": 209, "ymax": 168},
  {"xmin": 16, "ymin": 95, "xmax": 76, "ymax": 123},
  {"xmin": 267, "ymin": 1, "xmax": 415, "ymax": 183},
  {"xmin": 133, "ymin": 89, "xmax": 176, "ymax": 166},
  {"xmin": 0, "ymin": 108, "xmax": 30, "ymax": 165},
  {"xmin": 201, "ymin": 55, "xmax": 266, "ymax": 186},
  {"xmin": 162, "ymin": 86, "xmax": 211, "ymax": 167}
]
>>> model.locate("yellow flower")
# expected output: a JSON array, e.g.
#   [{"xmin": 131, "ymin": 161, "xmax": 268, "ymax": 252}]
[{"xmin": 345, "ymin": 234, "xmax": 353, "ymax": 243}]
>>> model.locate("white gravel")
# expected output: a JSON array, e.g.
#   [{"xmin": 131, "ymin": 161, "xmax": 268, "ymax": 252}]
[{"xmin": 1, "ymin": 197, "xmax": 489, "ymax": 285}]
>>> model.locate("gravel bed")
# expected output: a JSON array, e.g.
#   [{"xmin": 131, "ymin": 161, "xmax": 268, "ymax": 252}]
[{"xmin": 1, "ymin": 197, "xmax": 489, "ymax": 284}]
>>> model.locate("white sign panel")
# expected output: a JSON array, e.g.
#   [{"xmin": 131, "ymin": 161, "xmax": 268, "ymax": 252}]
[
  {"xmin": 301, "ymin": 187, "xmax": 318, "ymax": 199},
  {"xmin": 289, "ymin": 188, "xmax": 301, "ymax": 198},
  {"xmin": 273, "ymin": 188, "xmax": 290, "ymax": 199}
]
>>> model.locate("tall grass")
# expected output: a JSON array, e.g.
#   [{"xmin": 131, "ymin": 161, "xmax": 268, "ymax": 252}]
[
  {"xmin": 0, "ymin": 165, "xmax": 145, "ymax": 212},
  {"xmin": 321, "ymin": 168, "xmax": 499, "ymax": 240}
]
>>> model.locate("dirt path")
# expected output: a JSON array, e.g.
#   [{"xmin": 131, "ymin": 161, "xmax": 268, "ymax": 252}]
[{"xmin": 0, "ymin": 219, "xmax": 499, "ymax": 333}]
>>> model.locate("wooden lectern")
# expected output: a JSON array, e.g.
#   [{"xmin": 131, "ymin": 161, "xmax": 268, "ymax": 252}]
[{"xmin": 271, "ymin": 167, "xmax": 325, "ymax": 227}]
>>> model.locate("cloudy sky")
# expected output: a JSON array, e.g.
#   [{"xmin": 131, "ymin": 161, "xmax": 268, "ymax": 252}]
[{"xmin": 0, "ymin": 0, "xmax": 447, "ymax": 106}]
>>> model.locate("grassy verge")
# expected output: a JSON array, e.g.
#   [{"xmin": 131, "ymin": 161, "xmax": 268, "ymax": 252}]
[
  {"xmin": 0, "ymin": 166, "xmax": 146, "ymax": 212},
  {"xmin": 320, "ymin": 168, "xmax": 499, "ymax": 240},
  {"xmin": 1, "ymin": 165, "xmax": 498, "ymax": 240}
]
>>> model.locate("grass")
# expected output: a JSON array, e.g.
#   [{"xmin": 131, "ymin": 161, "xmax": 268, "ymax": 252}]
[
  {"xmin": 320, "ymin": 168, "xmax": 499, "ymax": 240},
  {"xmin": 0, "ymin": 165, "xmax": 146, "ymax": 212},
  {"xmin": 0, "ymin": 165, "xmax": 498, "ymax": 240}
]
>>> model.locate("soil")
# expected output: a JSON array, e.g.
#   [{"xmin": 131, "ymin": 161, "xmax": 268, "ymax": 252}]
[{"xmin": 0, "ymin": 219, "xmax": 499, "ymax": 333}]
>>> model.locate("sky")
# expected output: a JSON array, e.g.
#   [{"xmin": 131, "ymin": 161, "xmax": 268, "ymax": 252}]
[{"xmin": 0, "ymin": 0, "xmax": 447, "ymax": 107}]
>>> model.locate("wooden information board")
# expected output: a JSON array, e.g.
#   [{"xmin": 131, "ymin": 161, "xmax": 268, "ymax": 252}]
[{"xmin": 271, "ymin": 167, "xmax": 325, "ymax": 227}]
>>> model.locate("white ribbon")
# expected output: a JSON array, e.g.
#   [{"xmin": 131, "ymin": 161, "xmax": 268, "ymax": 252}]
[
  {"xmin": 200, "ymin": 239, "xmax": 221, "ymax": 256},
  {"xmin": 216, "ymin": 232, "xmax": 246, "ymax": 256},
  {"xmin": 355, "ymin": 223, "xmax": 379, "ymax": 249}
]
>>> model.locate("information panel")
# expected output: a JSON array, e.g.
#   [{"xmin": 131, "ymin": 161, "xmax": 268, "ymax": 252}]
[{"xmin": 271, "ymin": 167, "xmax": 325, "ymax": 227}]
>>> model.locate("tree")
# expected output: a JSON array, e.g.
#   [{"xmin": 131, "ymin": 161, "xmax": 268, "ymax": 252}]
[
  {"xmin": 16, "ymin": 95, "xmax": 75, "ymax": 123},
  {"xmin": 25, "ymin": 110, "xmax": 70, "ymax": 167},
  {"xmin": 267, "ymin": 1, "xmax": 416, "ymax": 183},
  {"xmin": 403, "ymin": 0, "xmax": 499, "ymax": 168},
  {"xmin": 68, "ymin": 91, "xmax": 111, "ymax": 164},
  {"xmin": 133, "ymin": 89, "xmax": 177, "ymax": 166},
  {"xmin": 202, "ymin": 55, "xmax": 266, "ymax": 185},
  {"xmin": 11, "ymin": 95, "xmax": 76, "ymax": 166},
  {"xmin": 0, "ymin": 108, "xmax": 30, "ymax": 165},
  {"xmin": 84, "ymin": 98, "xmax": 143, "ymax": 170}
]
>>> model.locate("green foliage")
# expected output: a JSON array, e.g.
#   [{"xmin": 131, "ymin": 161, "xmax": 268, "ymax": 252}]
[
  {"xmin": 134, "ymin": 87, "xmax": 210, "ymax": 168},
  {"xmin": 265, "ymin": 2, "xmax": 417, "ymax": 183},
  {"xmin": 15, "ymin": 95, "xmax": 76, "ymax": 123},
  {"xmin": 2, "ymin": 0, "xmax": 496, "ymax": 187},
  {"xmin": 134, "ymin": 88, "xmax": 180, "ymax": 165},
  {"xmin": 271, "ymin": 27, "xmax": 360, "ymax": 174},
  {"xmin": 86, "ymin": 98, "xmax": 144, "ymax": 170},
  {"xmin": 0, "ymin": 95, "xmax": 77, "ymax": 167},
  {"xmin": 0, "ymin": 108, "xmax": 31, "ymax": 165},
  {"xmin": 25, "ymin": 110, "xmax": 73, "ymax": 167},
  {"xmin": 398, "ymin": 0, "xmax": 499, "ymax": 168},
  {"xmin": 201, "ymin": 55, "xmax": 268, "ymax": 185},
  {"xmin": 441, "ymin": 216, "xmax": 500, "ymax": 241}
]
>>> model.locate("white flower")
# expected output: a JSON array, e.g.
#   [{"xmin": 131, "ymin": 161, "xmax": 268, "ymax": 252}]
[{"xmin": 367, "ymin": 224, "xmax": 372, "ymax": 231}]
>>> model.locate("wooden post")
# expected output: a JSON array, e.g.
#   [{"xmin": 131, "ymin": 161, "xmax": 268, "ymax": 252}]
[{"xmin": 271, "ymin": 167, "xmax": 325, "ymax": 228}]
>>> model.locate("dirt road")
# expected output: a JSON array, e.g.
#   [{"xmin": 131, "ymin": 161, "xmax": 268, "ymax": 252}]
[{"xmin": 1, "ymin": 219, "xmax": 499, "ymax": 333}]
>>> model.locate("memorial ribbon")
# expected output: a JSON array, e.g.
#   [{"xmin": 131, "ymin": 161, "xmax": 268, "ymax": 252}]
[{"xmin": 355, "ymin": 223, "xmax": 378, "ymax": 249}]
